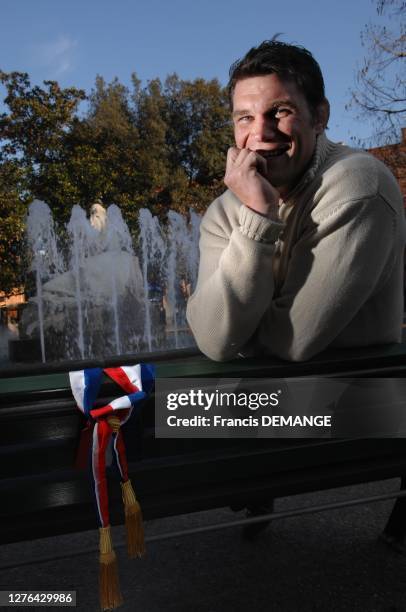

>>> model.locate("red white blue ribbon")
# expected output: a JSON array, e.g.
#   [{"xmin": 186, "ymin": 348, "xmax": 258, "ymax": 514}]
[{"xmin": 69, "ymin": 364, "xmax": 154, "ymax": 527}]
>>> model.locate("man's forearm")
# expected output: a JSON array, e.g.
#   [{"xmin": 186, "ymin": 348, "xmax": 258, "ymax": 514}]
[{"xmin": 186, "ymin": 198, "xmax": 283, "ymax": 361}]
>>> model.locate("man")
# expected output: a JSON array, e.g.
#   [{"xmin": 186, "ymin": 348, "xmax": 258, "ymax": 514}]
[{"xmin": 187, "ymin": 40, "xmax": 405, "ymax": 362}]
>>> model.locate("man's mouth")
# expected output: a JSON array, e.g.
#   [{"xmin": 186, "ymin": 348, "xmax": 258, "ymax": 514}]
[{"xmin": 258, "ymin": 146, "xmax": 290, "ymax": 159}]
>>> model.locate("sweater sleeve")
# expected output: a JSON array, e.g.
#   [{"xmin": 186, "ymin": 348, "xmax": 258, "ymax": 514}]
[
  {"xmin": 258, "ymin": 193, "xmax": 399, "ymax": 361},
  {"xmin": 186, "ymin": 196, "xmax": 284, "ymax": 361}
]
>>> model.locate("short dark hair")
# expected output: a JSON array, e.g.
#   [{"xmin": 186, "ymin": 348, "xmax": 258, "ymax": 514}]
[{"xmin": 227, "ymin": 40, "xmax": 326, "ymax": 116}]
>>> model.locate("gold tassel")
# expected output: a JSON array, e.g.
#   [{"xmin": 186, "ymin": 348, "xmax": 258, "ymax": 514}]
[
  {"xmin": 107, "ymin": 415, "xmax": 121, "ymax": 433},
  {"xmin": 121, "ymin": 479, "xmax": 145, "ymax": 558},
  {"xmin": 99, "ymin": 525, "xmax": 123, "ymax": 611}
]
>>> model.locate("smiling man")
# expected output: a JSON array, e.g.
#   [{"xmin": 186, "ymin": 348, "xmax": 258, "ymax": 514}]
[{"xmin": 186, "ymin": 40, "xmax": 405, "ymax": 362}]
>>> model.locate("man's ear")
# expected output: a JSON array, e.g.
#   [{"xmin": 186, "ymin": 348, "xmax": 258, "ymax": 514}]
[{"xmin": 314, "ymin": 99, "xmax": 330, "ymax": 134}]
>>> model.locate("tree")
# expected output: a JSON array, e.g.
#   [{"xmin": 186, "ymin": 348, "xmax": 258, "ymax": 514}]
[
  {"xmin": 0, "ymin": 71, "xmax": 86, "ymax": 167},
  {"xmin": 0, "ymin": 160, "xmax": 29, "ymax": 295},
  {"xmin": 163, "ymin": 74, "xmax": 233, "ymax": 213},
  {"xmin": 134, "ymin": 77, "xmax": 172, "ymax": 210},
  {"xmin": 164, "ymin": 75, "xmax": 232, "ymax": 182},
  {"xmin": 348, "ymin": 0, "xmax": 405, "ymax": 145},
  {"xmin": 0, "ymin": 71, "xmax": 86, "ymax": 223},
  {"xmin": 69, "ymin": 76, "xmax": 142, "ymax": 225}
]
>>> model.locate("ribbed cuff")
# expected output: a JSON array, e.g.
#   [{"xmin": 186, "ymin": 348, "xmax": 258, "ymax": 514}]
[{"xmin": 239, "ymin": 206, "xmax": 285, "ymax": 243}]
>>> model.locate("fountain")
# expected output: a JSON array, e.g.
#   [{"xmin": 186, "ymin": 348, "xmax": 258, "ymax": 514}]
[{"xmin": 12, "ymin": 200, "xmax": 200, "ymax": 363}]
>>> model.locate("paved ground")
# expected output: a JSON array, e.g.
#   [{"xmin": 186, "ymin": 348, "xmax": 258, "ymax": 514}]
[{"xmin": 1, "ymin": 479, "xmax": 405, "ymax": 612}]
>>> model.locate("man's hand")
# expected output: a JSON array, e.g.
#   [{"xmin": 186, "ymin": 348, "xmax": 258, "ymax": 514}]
[{"xmin": 224, "ymin": 146, "xmax": 280, "ymax": 220}]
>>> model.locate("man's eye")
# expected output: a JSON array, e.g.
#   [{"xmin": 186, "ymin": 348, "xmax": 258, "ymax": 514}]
[
  {"xmin": 274, "ymin": 108, "xmax": 291, "ymax": 119},
  {"xmin": 237, "ymin": 115, "xmax": 252, "ymax": 123}
]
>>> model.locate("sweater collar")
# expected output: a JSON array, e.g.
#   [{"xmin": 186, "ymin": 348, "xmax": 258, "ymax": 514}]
[{"xmin": 278, "ymin": 133, "xmax": 333, "ymax": 219}]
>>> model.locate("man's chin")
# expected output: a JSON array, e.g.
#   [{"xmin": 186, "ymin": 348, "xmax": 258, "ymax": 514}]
[{"xmin": 264, "ymin": 169, "xmax": 287, "ymax": 187}]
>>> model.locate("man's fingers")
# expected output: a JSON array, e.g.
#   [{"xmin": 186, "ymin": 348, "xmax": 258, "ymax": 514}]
[
  {"xmin": 234, "ymin": 148, "xmax": 252, "ymax": 167},
  {"xmin": 238, "ymin": 151, "xmax": 272, "ymax": 181},
  {"xmin": 226, "ymin": 147, "xmax": 240, "ymax": 165},
  {"xmin": 227, "ymin": 148, "xmax": 269, "ymax": 178},
  {"xmin": 226, "ymin": 147, "xmax": 250, "ymax": 168},
  {"xmin": 224, "ymin": 145, "xmax": 279, "ymax": 215},
  {"xmin": 238, "ymin": 150, "xmax": 265, "ymax": 173},
  {"xmin": 227, "ymin": 147, "xmax": 249, "ymax": 164}
]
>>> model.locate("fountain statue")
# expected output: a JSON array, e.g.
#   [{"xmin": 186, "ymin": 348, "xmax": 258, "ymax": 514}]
[{"xmin": 15, "ymin": 200, "xmax": 200, "ymax": 363}]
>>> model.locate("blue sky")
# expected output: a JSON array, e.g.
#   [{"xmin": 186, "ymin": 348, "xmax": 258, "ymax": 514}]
[{"xmin": 0, "ymin": 0, "xmax": 399, "ymax": 145}]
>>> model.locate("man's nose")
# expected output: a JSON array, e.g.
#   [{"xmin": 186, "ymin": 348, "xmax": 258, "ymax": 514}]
[{"xmin": 252, "ymin": 116, "xmax": 277, "ymax": 142}]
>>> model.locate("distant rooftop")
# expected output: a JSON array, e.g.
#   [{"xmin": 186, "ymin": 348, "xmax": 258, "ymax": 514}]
[{"xmin": 369, "ymin": 128, "xmax": 406, "ymax": 204}]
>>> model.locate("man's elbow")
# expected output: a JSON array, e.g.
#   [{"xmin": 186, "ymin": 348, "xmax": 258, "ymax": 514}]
[
  {"xmin": 186, "ymin": 304, "xmax": 239, "ymax": 362},
  {"xmin": 198, "ymin": 340, "xmax": 239, "ymax": 362},
  {"xmin": 289, "ymin": 343, "xmax": 315, "ymax": 361},
  {"xmin": 197, "ymin": 337, "xmax": 311, "ymax": 363},
  {"xmin": 285, "ymin": 350, "xmax": 312, "ymax": 362},
  {"xmin": 191, "ymin": 329, "xmax": 239, "ymax": 362},
  {"xmin": 271, "ymin": 340, "xmax": 320, "ymax": 363}
]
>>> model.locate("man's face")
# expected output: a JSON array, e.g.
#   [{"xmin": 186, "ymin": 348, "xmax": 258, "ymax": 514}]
[{"xmin": 232, "ymin": 74, "xmax": 325, "ymax": 198}]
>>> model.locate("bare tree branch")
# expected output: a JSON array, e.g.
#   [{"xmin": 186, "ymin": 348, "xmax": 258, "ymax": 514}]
[{"xmin": 347, "ymin": 0, "xmax": 405, "ymax": 145}]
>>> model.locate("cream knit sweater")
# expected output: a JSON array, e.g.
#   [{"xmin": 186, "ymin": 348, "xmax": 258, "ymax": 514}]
[{"xmin": 186, "ymin": 134, "xmax": 405, "ymax": 361}]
